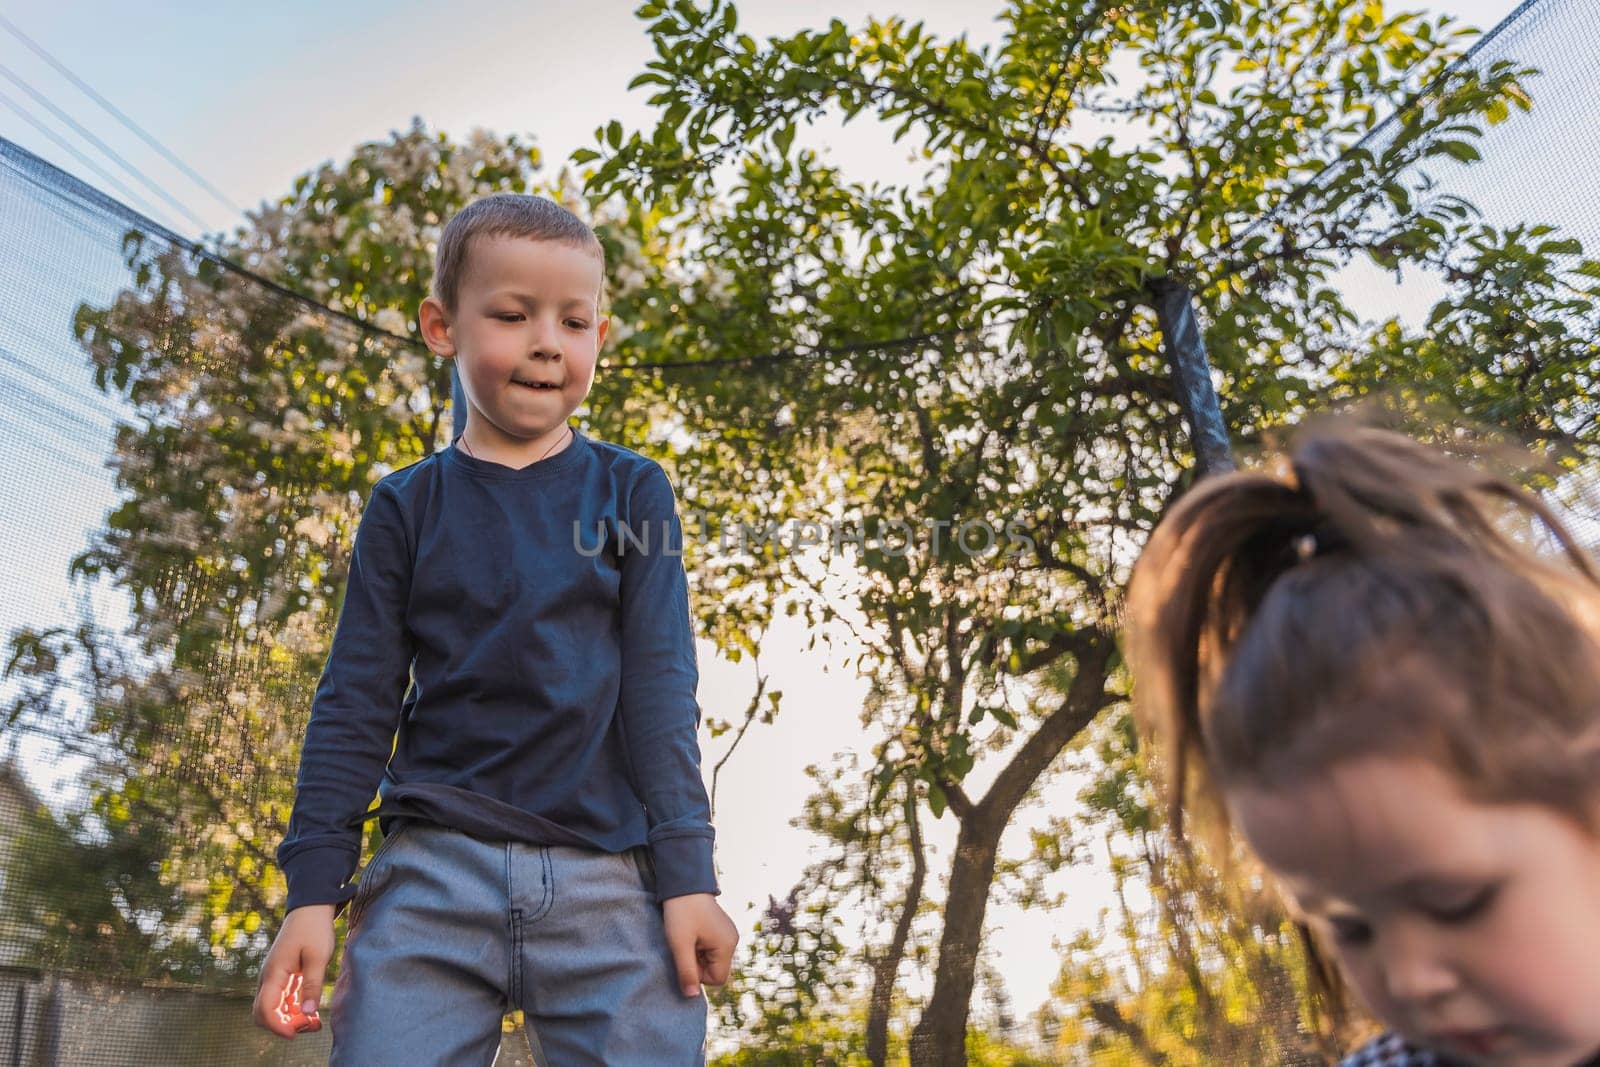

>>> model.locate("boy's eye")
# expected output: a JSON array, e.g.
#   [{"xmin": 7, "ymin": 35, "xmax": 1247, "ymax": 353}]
[
  {"xmin": 494, "ymin": 313, "xmax": 523, "ymax": 322},
  {"xmin": 565, "ymin": 319, "xmax": 589, "ymax": 330}
]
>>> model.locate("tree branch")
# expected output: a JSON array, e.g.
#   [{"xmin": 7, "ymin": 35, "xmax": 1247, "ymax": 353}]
[
  {"xmin": 710, "ymin": 660, "xmax": 768, "ymax": 819},
  {"xmin": 978, "ymin": 631, "xmax": 1114, "ymax": 827}
]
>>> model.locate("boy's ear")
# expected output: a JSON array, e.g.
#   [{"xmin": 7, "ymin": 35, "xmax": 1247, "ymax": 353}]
[
  {"xmin": 418, "ymin": 297, "xmax": 456, "ymax": 359},
  {"xmin": 595, "ymin": 315, "xmax": 610, "ymax": 353}
]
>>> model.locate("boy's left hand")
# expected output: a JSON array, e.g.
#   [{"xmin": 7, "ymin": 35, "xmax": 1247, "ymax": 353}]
[{"xmin": 662, "ymin": 893, "xmax": 739, "ymax": 998}]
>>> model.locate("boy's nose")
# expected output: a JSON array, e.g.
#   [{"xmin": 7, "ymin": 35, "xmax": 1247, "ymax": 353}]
[{"xmin": 528, "ymin": 328, "xmax": 562, "ymax": 360}]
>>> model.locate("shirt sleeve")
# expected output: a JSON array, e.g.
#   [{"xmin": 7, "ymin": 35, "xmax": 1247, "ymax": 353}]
[
  {"xmin": 616, "ymin": 461, "xmax": 719, "ymax": 902},
  {"xmin": 275, "ymin": 480, "xmax": 415, "ymax": 913}
]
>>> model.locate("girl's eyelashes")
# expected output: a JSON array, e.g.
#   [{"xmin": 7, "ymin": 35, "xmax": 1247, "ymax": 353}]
[
  {"xmin": 1425, "ymin": 885, "xmax": 1499, "ymax": 924},
  {"xmin": 1329, "ymin": 916, "xmax": 1374, "ymax": 947},
  {"xmin": 1324, "ymin": 886, "xmax": 1499, "ymax": 948}
]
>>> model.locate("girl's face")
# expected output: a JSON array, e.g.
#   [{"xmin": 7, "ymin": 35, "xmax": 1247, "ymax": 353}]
[{"xmin": 1228, "ymin": 755, "xmax": 1600, "ymax": 1066}]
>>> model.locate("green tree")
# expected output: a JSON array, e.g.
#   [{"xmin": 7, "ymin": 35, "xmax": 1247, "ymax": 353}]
[
  {"xmin": 0, "ymin": 119, "xmax": 675, "ymax": 989},
  {"xmin": 580, "ymin": 1, "xmax": 1598, "ymax": 1061}
]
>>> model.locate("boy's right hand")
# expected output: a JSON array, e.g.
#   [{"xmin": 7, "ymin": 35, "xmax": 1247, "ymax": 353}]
[{"xmin": 252, "ymin": 904, "xmax": 337, "ymax": 1038}]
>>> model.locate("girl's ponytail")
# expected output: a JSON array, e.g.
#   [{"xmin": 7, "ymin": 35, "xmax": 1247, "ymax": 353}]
[
  {"xmin": 1126, "ymin": 471, "xmax": 1320, "ymax": 837},
  {"xmin": 1127, "ymin": 418, "xmax": 1600, "ymax": 840},
  {"xmin": 1288, "ymin": 425, "xmax": 1600, "ymax": 584}
]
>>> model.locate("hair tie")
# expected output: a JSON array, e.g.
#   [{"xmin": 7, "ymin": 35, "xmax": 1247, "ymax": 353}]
[{"xmin": 1293, "ymin": 522, "xmax": 1350, "ymax": 562}]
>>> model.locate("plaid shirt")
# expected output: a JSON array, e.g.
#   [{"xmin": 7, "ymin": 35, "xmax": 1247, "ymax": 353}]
[
  {"xmin": 1338, "ymin": 1033, "xmax": 1448, "ymax": 1066},
  {"xmin": 1341, "ymin": 1032, "xmax": 1600, "ymax": 1067}
]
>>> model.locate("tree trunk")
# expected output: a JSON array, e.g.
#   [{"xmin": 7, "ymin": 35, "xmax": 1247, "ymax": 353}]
[
  {"xmin": 866, "ymin": 786, "xmax": 927, "ymax": 1067},
  {"xmin": 908, "ymin": 634, "xmax": 1115, "ymax": 1066},
  {"xmin": 908, "ymin": 813, "xmax": 1003, "ymax": 1065}
]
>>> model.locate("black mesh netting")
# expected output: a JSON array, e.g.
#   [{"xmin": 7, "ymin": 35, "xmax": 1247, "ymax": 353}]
[
  {"xmin": 1237, "ymin": 0, "xmax": 1600, "ymax": 546},
  {"xmin": 0, "ymin": 0, "xmax": 1598, "ymax": 1064},
  {"xmin": 0, "ymin": 139, "xmax": 537, "ymax": 1064}
]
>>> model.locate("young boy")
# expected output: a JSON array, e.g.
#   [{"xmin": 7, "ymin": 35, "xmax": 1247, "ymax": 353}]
[{"xmin": 252, "ymin": 193, "xmax": 738, "ymax": 1065}]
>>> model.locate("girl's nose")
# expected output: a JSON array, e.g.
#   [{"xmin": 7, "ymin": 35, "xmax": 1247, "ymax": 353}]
[{"xmin": 1378, "ymin": 927, "xmax": 1459, "ymax": 1007}]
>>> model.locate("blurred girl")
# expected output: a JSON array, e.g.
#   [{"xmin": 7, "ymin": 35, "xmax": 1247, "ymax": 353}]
[{"xmin": 1125, "ymin": 421, "xmax": 1600, "ymax": 1067}]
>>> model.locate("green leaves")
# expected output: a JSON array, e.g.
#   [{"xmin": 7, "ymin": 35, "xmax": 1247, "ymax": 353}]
[
  {"xmin": 579, "ymin": 0, "xmax": 1600, "ymax": 1051},
  {"xmin": 1434, "ymin": 138, "xmax": 1482, "ymax": 163},
  {"xmin": 6, "ymin": 119, "xmax": 585, "ymax": 991},
  {"xmin": 772, "ymin": 122, "xmax": 795, "ymax": 157},
  {"xmin": 928, "ymin": 781, "xmax": 948, "ymax": 818}
]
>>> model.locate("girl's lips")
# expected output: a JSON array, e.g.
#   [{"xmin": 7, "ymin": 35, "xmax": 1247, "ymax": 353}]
[{"xmin": 1434, "ymin": 1027, "xmax": 1510, "ymax": 1057}]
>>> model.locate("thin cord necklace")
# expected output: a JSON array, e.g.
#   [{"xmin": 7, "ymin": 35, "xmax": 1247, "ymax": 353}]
[{"xmin": 458, "ymin": 424, "xmax": 571, "ymax": 464}]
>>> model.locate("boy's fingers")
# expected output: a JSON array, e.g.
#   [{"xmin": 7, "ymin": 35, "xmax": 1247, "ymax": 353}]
[
  {"xmin": 251, "ymin": 966, "xmax": 286, "ymax": 1030},
  {"xmin": 254, "ymin": 961, "xmax": 297, "ymax": 1037},
  {"xmin": 667, "ymin": 929, "xmax": 701, "ymax": 997},
  {"xmin": 301, "ymin": 950, "xmax": 330, "ymax": 1016},
  {"xmin": 700, "ymin": 943, "xmax": 733, "ymax": 986}
]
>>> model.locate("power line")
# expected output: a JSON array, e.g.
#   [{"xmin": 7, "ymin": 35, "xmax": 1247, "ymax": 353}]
[
  {"xmin": 599, "ymin": 321, "xmax": 1019, "ymax": 373},
  {"xmin": 9, "ymin": 131, "xmax": 985, "ymax": 377},
  {"xmin": 5, "ymin": 129, "xmax": 1002, "ymax": 378},
  {"xmin": 0, "ymin": 11, "xmax": 244, "ymax": 220},
  {"xmin": 0, "ymin": 61, "xmax": 210, "ymax": 234},
  {"xmin": 0, "ymin": 86, "xmax": 181, "ymax": 230}
]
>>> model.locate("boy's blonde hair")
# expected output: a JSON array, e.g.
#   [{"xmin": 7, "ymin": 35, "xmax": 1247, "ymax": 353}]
[{"xmin": 431, "ymin": 193, "xmax": 606, "ymax": 314}]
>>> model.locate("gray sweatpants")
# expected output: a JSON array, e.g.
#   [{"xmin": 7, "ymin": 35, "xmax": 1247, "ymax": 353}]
[{"xmin": 328, "ymin": 820, "xmax": 708, "ymax": 1066}]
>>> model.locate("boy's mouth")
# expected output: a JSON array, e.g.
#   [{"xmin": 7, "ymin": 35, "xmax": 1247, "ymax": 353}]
[{"xmin": 513, "ymin": 379, "xmax": 561, "ymax": 391}]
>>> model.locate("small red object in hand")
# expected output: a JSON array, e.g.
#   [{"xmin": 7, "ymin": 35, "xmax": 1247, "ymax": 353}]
[{"xmin": 273, "ymin": 971, "xmax": 323, "ymax": 1033}]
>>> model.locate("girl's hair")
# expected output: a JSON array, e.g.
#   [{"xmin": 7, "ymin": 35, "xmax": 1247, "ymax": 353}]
[{"xmin": 1125, "ymin": 417, "xmax": 1600, "ymax": 1025}]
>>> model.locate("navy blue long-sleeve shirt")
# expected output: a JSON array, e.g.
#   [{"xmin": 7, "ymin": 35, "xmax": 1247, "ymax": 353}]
[{"xmin": 276, "ymin": 425, "xmax": 717, "ymax": 912}]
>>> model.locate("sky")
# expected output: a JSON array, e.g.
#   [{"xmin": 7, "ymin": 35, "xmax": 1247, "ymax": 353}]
[{"xmin": 0, "ymin": 0, "xmax": 1540, "ymax": 1040}]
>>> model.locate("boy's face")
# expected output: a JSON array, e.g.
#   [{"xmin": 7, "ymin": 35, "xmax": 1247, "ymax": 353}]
[{"xmin": 420, "ymin": 234, "xmax": 608, "ymax": 457}]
